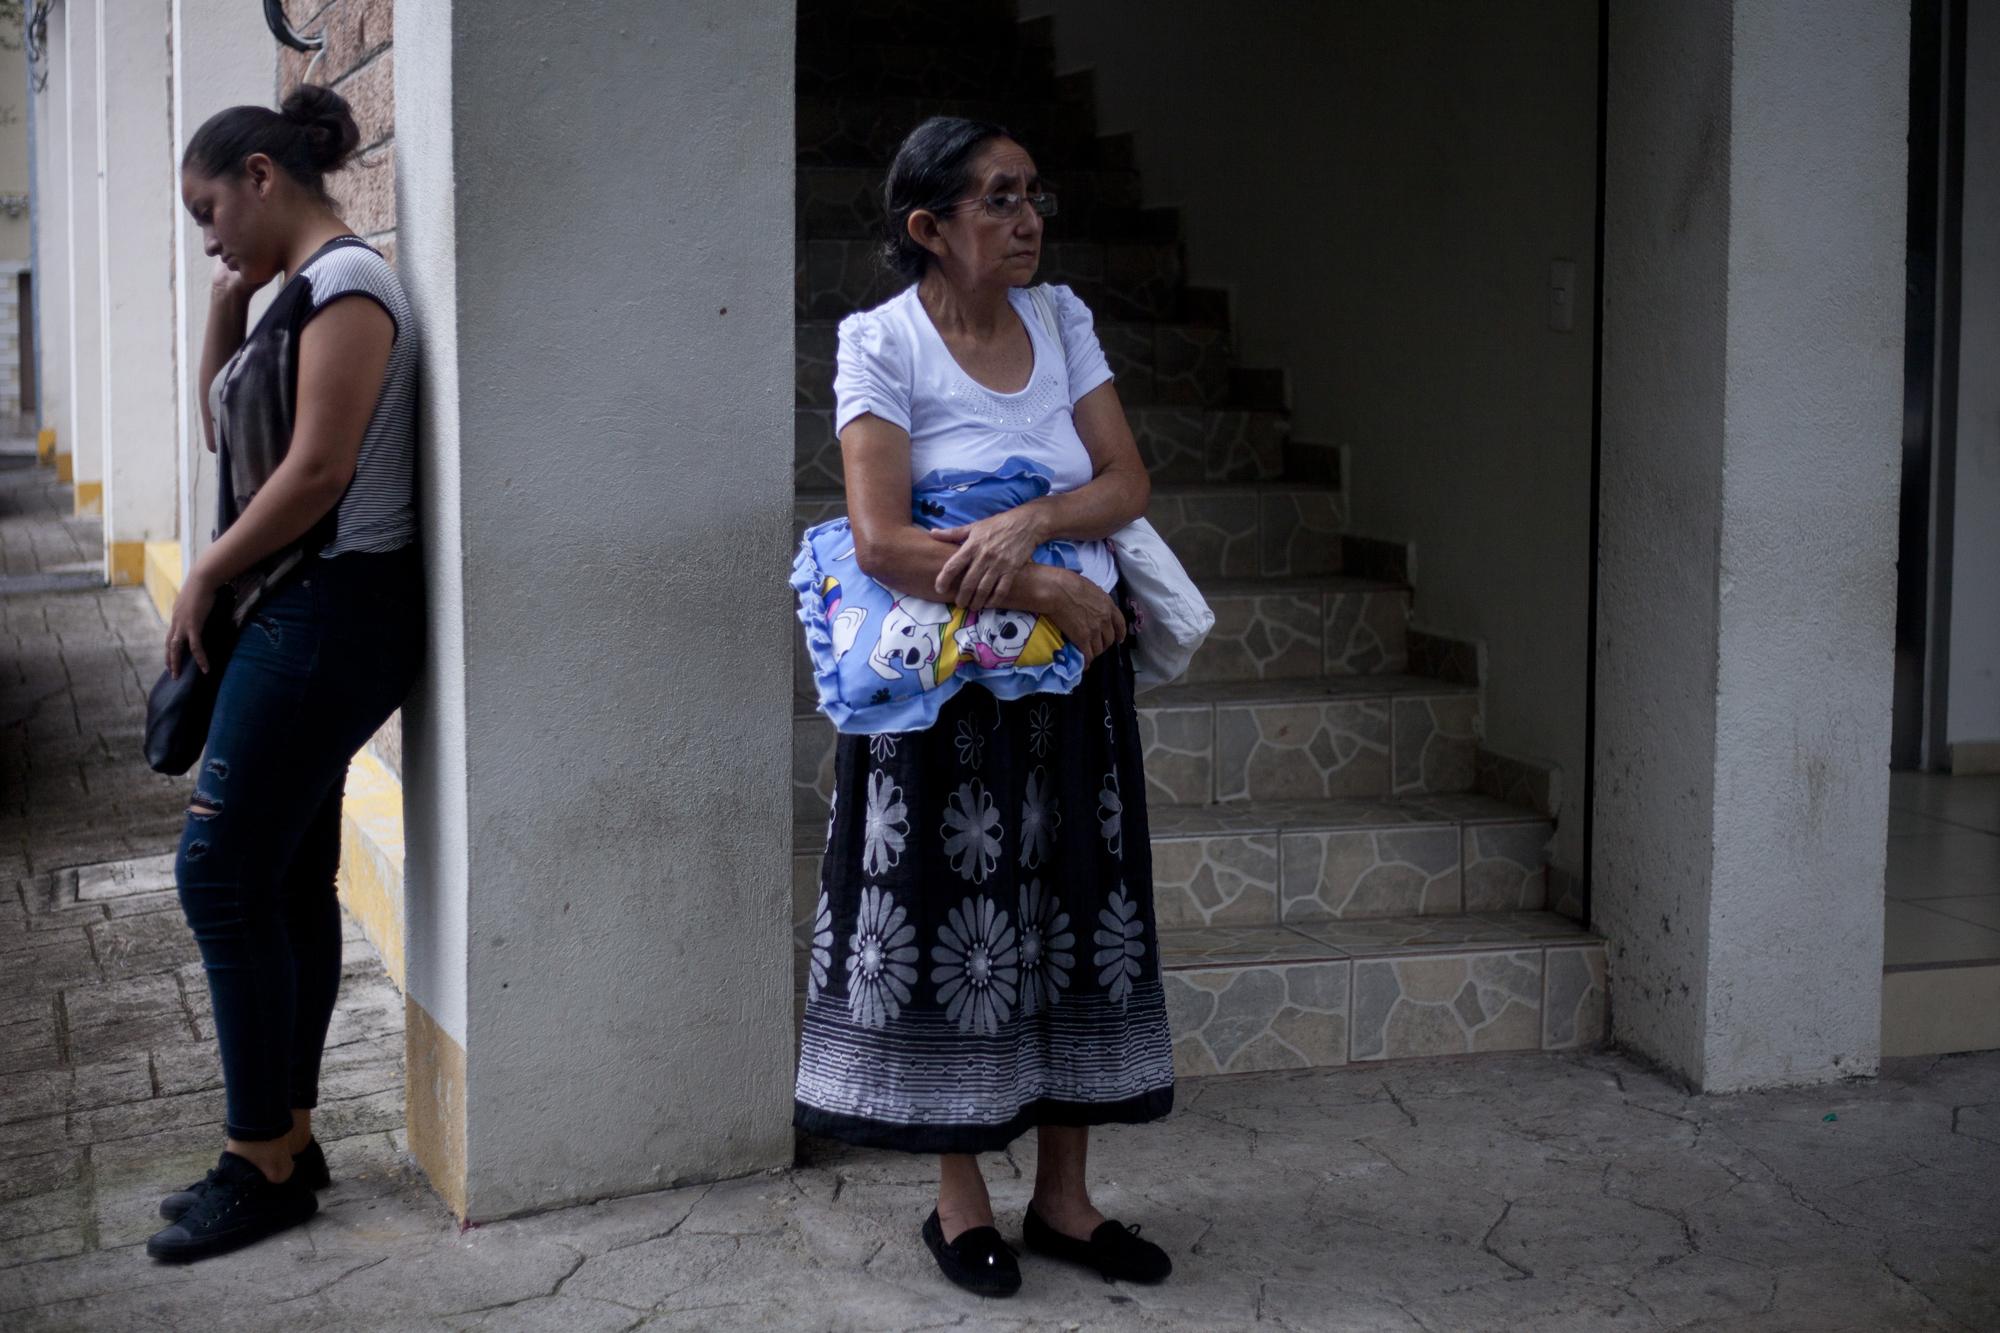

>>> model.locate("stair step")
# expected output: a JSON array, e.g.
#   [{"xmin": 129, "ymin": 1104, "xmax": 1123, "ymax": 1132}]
[
  {"xmin": 796, "ymin": 318, "xmax": 1248, "ymax": 411},
  {"xmin": 1146, "ymin": 482, "xmax": 1343, "ymax": 579},
  {"xmin": 1188, "ymin": 577, "xmax": 1409, "ymax": 682},
  {"xmin": 799, "ymin": 239, "xmax": 1187, "ymax": 322},
  {"xmin": 798, "ymin": 165, "xmax": 1170, "ymax": 244},
  {"xmin": 791, "ymin": 673, "xmax": 1479, "ymax": 823},
  {"xmin": 797, "ymin": 41, "xmax": 1059, "ymax": 100},
  {"xmin": 798, "ymin": 95, "xmax": 1100, "ymax": 170},
  {"xmin": 1158, "ymin": 912, "xmax": 1606, "ymax": 1075},
  {"xmin": 797, "ymin": 0, "xmax": 1038, "ymax": 55},
  {"xmin": 785, "ymin": 904, "xmax": 1606, "ymax": 1076},
  {"xmin": 793, "ymin": 404, "xmax": 1286, "ymax": 489},
  {"xmin": 791, "ymin": 575, "xmax": 1411, "ymax": 710},
  {"xmin": 793, "ymin": 481, "xmax": 1345, "ymax": 582},
  {"xmin": 793, "ymin": 789, "xmax": 1547, "ymax": 934}
]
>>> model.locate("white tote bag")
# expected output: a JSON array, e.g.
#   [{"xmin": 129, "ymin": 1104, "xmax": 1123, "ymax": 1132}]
[{"xmin": 1028, "ymin": 285, "xmax": 1214, "ymax": 691}]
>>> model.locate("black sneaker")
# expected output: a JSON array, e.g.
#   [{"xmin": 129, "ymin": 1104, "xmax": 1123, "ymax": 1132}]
[
  {"xmin": 159, "ymin": 1139, "xmax": 331, "ymax": 1222},
  {"xmin": 921, "ymin": 1208, "xmax": 1022, "ymax": 1298},
  {"xmin": 1023, "ymin": 1204, "xmax": 1172, "ymax": 1284},
  {"xmin": 145, "ymin": 1151, "xmax": 317, "ymax": 1263}
]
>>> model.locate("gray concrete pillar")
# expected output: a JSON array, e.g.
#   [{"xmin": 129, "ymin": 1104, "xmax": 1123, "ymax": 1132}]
[
  {"xmin": 97, "ymin": 0, "xmax": 180, "ymax": 584},
  {"xmin": 64, "ymin": 0, "xmax": 104, "ymax": 525},
  {"xmin": 1596, "ymin": 0, "xmax": 1907, "ymax": 1090},
  {"xmin": 393, "ymin": 0, "xmax": 797, "ymax": 1220},
  {"xmin": 31, "ymin": 4, "xmax": 71, "ymax": 467},
  {"xmin": 170, "ymin": 0, "xmax": 277, "ymax": 572}
]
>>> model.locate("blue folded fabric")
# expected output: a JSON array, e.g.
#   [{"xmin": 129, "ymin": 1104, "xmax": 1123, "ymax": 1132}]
[{"xmin": 792, "ymin": 459, "xmax": 1088, "ymax": 735}]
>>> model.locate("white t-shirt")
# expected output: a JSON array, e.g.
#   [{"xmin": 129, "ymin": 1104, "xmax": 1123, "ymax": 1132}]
[{"xmin": 832, "ymin": 282, "xmax": 1120, "ymax": 591}]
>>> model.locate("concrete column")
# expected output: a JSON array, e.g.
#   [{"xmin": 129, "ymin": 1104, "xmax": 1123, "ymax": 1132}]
[
  {"xmin": 97, "ymin": 0, "xmax": 180, "ymax": 586},
  {"xmin": 32, "ymin": 4, "xmax": 71, "ymax": 465},
  {"xmin": 63, "ymin": 0, "xmax": 104, "ymax": 530},
  {"xmin": 1596, "ymin": 0, "xmax": 1907, "ymax": 1091},
  {"xmin": 394, "ymin": 0, "xmax": 796, "ymax": 1220},
  {"xmin": 171, "ymin": 0, "xmax": 277, "ymax": 573}
]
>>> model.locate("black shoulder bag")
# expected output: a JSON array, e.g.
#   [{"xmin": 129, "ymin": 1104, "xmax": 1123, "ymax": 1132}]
[{"xmin": 142, "ymin": 586, "xmax": 241, "ymax": 776}]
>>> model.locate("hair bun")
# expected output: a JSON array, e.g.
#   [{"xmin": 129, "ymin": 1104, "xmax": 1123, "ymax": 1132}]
[{"xmin": 279, "ymin": 84, "xmax": 361, "ymax": 174}]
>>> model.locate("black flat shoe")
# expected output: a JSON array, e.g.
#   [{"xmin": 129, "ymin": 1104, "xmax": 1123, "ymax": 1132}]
[
  {"xmin": 145, "ymin": 1151, "xmax": 317, "ymax": 1263},
  {"xmin": 921, "ymin": 1208, "xmax": 1022, "ymax": 1298},
  {"xmin": 1023, "ymin": 1204, "xmax": 1172, "ymax": 1284},
  {"xmin": 159, "ymin": 1139, "xmax": 330, "ymax": 1222}
]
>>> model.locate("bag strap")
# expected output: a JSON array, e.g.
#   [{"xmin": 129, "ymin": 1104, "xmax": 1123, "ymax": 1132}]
[{"xmin": 1027, "ymin": 283, "xmax": 1061, "ymax": 343}]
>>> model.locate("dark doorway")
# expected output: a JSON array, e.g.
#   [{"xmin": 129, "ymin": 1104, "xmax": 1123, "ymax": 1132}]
[{"xmin": 1892, "ymin": 0, "xmax": 1965, "ymax": 772}]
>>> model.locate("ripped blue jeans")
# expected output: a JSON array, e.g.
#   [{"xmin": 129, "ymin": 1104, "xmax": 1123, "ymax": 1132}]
[{"xmin": 176, "ymin": 547, "xmax": 422, "ymax": 1141}]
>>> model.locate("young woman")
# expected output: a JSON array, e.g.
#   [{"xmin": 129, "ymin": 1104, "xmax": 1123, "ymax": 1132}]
[
  {"xmin": 149, "ymin": 85, "xmax": 421, "ymax": 1263},
  {"xmin": 794, "ymin": 117, "xmax": 1176, "ymax": 1297}
]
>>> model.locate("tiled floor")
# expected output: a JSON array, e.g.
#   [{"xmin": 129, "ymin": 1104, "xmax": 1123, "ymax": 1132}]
[
  {"xmin": 1882, "ymin": 771, "xmax": 2000, "ymax": 1056},
  {"xmin": 1884, "ymin": 771, "xmax": 2000, "ymax": 965}
]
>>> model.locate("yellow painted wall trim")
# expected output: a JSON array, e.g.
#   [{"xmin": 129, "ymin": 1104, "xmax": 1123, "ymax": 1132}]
[
  {"xmin": 54, "ymin": 452, "xmax": 72, "ymax": 483},
  {"xmin": 142, "ymin": 542, "xmax": 184, "ymax": 620},
  {"xmin": 73, "ymin": 480, "xmax": 103, "ymax": 516},
  {"xmin": 36, "ymin": 428, "xmax": 55, "ymax": 462},
  {"xmin": 339, "ymin": 746, "xmax": 408, "ymax": 992},
  {"xmin": 108, "ymin": 541, "xmax": 146, "ymax": 587},
  {"xmin": 405, "ymin": 995, "xmax": 468, "ymax": 1220}
]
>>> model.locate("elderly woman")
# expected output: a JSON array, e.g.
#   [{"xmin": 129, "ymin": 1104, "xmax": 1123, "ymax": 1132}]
[{"xmin": 793, "ymin": 117, "xmax": 1175, "ymax": 1297}]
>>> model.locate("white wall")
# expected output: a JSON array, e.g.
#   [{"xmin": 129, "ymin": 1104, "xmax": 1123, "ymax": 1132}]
[
  {"xmin": 1948, "ymin": 2, "xmax": 2000, "ymax": 752},
  {"xmin": 64, "ymin": 0, "xmax": 103, "ymax": 505},
  {"xmin": 172, "ymin": 0, "xmax": 277, "ymax": 568},
  {"xmin": 1599, "ymin": 0, "xmax": 1904, "ymax": 1090},
  {"xmin": 395, "ymin": 0, "xmax": 470, "ymax": 1053},
  {"xmin": 33, "ymin": 4, "xmax": 70, "ymax": 442},
  {"xmin": 1022, "ymin": 0, "xmax": 1600, "ymax": 875},
  {"xmin": 399, "ymin": 0, "xmax": 797, "ymax": 1219},
  {"xmin": 98, "ymin": 0, "xmax": 180, "ymax": 557}
]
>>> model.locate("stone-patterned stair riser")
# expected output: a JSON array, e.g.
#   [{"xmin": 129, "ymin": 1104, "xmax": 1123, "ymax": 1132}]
[
  {"xmin": 791, "ymin": 485, "xmax": 1342, "ymax": 581},
  {"xmin": 797, "ymin": 319, "xmax": 1244, "ymax": 411},
  {"xmin": 1145, "ymin": 486, "xmax": 1344, "ymax": 579},
  {"xmin": 1190, "ymin": 582, "xmax": 1409, "ymax": 683},
  {"xmin": 790, "ymin": 580, "xmax": 1410, "ymax": 711},
  {"xmin": 796, "ymin": 44, "xmax": 1059, "ymax": 101},
  {"xmin": 797, "ymin": 0, "xmax": 1028, "ymax": 51},
  {"xmin": 1156, "ymin": 917, "xmax": 1607, "ymax": 1076},
  {"xmin": 790, "ymin": 806, "xmax": 1549, "ymax": 944},
  {"xmin": 799, "ymin": 166, "xmax": 1154, "ymax": 243},
  {"xmin": 798, "ymin": 89, "xmax": 1098, "ymax": 167},
  {"xmin": 792, "ymin": 682, "xmax": 1480, "ymax": 823},
  {"xmin": 793, "ymin": 405, "xmax": 1285, "ymax": 488},
  {"xmin": 800, "ymin": 239, "xmax": 1185, "ymax": 321}
]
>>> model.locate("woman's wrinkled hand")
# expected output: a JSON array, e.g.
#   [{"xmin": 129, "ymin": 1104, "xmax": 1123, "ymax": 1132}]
[
  {"xmin": 1041, "ymin": 568, "xmax": 1127, "ymax": 668},
  {"xmin": 165, "ymin": 567, "xmax": 221, "ymax": 680},
  {"xmin": 930, "ymin": 502, "xmax": 1048, "ymax": 615}
]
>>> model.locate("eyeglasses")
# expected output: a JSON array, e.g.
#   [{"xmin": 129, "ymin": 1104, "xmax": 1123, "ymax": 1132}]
[{"xmin": 935, "ymin": 191, "xmax": 1059, "ymax": 222}]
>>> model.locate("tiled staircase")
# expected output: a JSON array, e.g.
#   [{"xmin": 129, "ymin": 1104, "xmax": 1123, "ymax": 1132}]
[{"xmin": 791, "ymin": 0, "xmax": 1607, "ymax": 1077}]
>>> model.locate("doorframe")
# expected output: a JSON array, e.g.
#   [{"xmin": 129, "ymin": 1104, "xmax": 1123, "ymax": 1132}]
[{"xmin": 1893, "ymin": 0, "xmax": 1967, "ymax": 772}]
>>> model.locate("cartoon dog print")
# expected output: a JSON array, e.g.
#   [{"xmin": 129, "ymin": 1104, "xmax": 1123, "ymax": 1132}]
[
  {"xmin": 956, "ymin": 608, "xmax": 1039, "ymax": 670},
  {"xmin": 869, "ymin": 595, "xmax": 953, "ymax": 688}
]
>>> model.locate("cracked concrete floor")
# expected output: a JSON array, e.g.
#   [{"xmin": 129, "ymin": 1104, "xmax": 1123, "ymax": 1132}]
[{"xmin": 2, "ymin": 1047, "xmax": 1997, "ymax": 1331}]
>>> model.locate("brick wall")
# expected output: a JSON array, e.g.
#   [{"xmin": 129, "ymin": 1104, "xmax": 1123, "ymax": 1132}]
[{"xmin": 278, "ymin": 0, "xmax": 396, "ymax": 264}]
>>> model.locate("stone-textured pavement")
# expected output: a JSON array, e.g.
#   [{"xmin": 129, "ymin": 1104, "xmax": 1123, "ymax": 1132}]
[{"xmin": 4, "ymin": 447, "xmax": 2000, "ymax": 1332}]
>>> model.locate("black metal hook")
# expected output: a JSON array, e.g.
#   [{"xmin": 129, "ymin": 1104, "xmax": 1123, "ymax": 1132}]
[{"xmin": 263, "ymin": 0, "xmax": 326, "ymax": 53}]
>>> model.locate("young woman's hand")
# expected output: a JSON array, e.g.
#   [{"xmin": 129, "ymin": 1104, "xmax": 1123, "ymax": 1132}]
[
  {"xmin": 209, "ymin": 255, "xmax": 255, "ymax": 308},
  {"xmin": 164, "ymin": 565, "xmax": 221, "ymax": 679},
  {"xmin": 1038, "ymin": 568, "xmax": 1127, "ymax": 668},
  {"xmin": 930, "ymin": 501, "xmax": 1048, "ymax": 614}
]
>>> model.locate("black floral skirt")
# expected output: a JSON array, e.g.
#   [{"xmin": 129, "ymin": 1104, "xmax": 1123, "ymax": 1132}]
[{"xmin": 794, "ymin": 640, "xmax": 1176, "ymax": 1154}]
